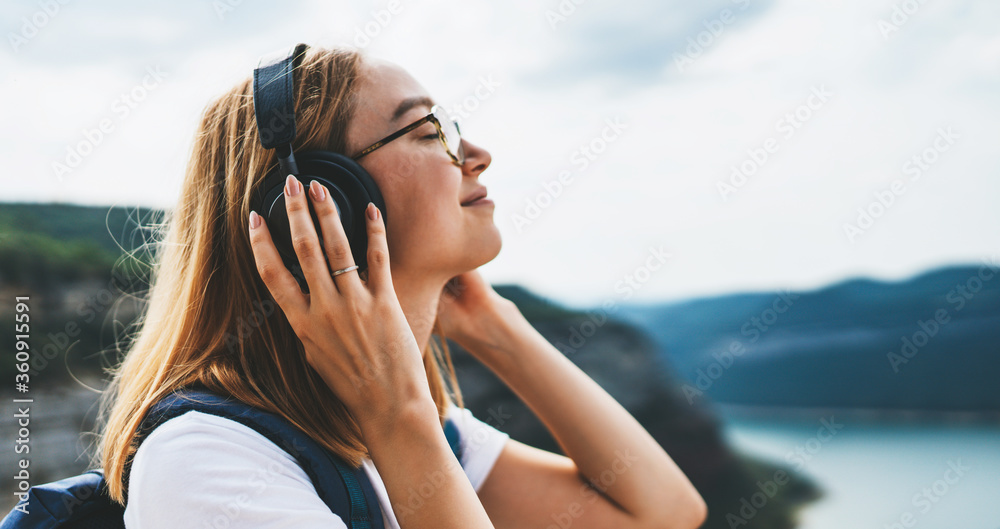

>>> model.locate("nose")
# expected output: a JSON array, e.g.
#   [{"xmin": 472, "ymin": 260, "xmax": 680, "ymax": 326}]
[{"xmin": 460, "ymin": 138, "xmax": 491, "ymax": 177}]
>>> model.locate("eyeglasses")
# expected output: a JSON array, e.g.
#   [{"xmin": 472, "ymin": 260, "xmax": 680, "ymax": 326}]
[{"xmin": 351, "ymin": 104, "xmax": 465, "ymax": 166}]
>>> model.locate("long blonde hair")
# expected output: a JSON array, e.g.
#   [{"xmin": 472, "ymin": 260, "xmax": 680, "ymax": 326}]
[{"xmin": 91, "ymin": 45, "xmax": 464, "ymax": 505}]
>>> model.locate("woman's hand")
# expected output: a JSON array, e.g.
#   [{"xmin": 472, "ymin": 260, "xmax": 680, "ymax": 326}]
[
  {"xmin": 248, "ymin": 175, "xmax": 432, "ymax": 428},
  {"xmin": 436, "ymin": 269, "xmax": 524, "ymax": 357}
]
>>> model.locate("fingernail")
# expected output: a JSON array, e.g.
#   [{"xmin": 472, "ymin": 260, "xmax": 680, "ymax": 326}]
[
  {"xmin": 309, "ymin": 180, "xmax": 325, "ymax": 201},
  {"xmin": 249, "ymin": 210, "xmax": 261, "ymax": 230},
  {"xmin": 285, "ymin": 174, "xmax": 300, "ymax": 196},
  {"xmin": 366, "ymin": 202, "xmax": 376, "ymax": 221}
]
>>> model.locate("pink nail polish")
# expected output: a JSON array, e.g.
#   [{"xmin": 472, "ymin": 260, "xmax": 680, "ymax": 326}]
[
  {"xmin": 310, "ymin": 180, "xmax": 325, "ymax": 201},
  {"xmin": 285, "ymin": 175, "xmax": 300, "ymax": 196}
]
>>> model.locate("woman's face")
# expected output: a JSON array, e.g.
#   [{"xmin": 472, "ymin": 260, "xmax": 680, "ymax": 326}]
[{"xmin": 346, "ymin": 58, "xmax": 501, "ymax": 282}]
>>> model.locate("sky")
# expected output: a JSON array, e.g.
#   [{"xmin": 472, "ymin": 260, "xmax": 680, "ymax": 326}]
[{"xmin": 3, "ymin": 0, "xmax": 998, "ymax": 308}]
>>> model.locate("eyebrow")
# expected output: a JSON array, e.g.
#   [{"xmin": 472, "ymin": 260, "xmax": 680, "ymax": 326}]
[{"xmin": 391, "ymin": 96, "xmax": 436, "ymax": 123}]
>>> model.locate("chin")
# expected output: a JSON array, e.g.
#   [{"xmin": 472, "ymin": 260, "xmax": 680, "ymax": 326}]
[
  {"xmin": 476, "ymin": 225, "xmax": 503, "ymax": 264},
  {"xmin": 449, "ymin": 233, "xmax": 501, "ymax": 274}
]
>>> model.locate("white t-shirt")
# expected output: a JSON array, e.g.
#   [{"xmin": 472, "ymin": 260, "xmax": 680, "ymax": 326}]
[{"xmin": 124, "ymin": 403, "xmax": 509, "ymax": 529}]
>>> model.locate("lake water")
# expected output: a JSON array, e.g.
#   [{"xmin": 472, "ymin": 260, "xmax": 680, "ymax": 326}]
[{"xmin": 717, "ymin": 407, "xmax": 1000, "ymax": 529}]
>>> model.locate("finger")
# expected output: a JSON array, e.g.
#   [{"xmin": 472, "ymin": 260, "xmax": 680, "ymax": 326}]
[
  {"xmin": 283, "ymin": 174, "xmax": 337, "ymax": 298},
  {"xmin": 363, "ymin": 201, "xmax": 395, "ymax": 299},
  {"xmin": 307, "ymin": 179, "xmax": 366, "ymax": 299},
  {"xmin": 248, "ymin": 209, "xmax": 308, "ymax": 317}
]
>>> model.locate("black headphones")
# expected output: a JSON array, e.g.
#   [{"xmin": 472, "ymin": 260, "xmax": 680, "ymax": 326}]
[{"xmin": 250, "ymin": 43, "xmax": 387, "ymax": 293}]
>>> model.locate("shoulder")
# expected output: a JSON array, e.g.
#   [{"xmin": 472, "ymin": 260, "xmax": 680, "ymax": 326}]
[
  {"xmin": 444, "ymin": 403, "xmax": 510, "ymax": 492},
  {"xmin": 133, "ymin": 409, "xmax": 298, "ymax": 467},
  {"xmin": 124, "ymin": 410, "xmax": 349, "ymax": 529}
]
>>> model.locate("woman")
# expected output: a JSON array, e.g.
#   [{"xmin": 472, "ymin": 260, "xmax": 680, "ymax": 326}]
[{"xmin": 95, "ymin": 44, "xmax": 707, "ymax": 529}]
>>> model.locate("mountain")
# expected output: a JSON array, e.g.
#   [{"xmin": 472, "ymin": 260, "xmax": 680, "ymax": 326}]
[{"xmin": 614, "ymin": 266, "xmax": 1000, "ymax": 412}]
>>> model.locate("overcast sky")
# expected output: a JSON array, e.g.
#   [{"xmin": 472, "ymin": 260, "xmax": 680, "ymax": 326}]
[{"xmin": 3, "ymin": 0, "xmax": 998, "ymax": 308}]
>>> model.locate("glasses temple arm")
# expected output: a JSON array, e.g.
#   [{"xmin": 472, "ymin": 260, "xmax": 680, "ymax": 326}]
[{"xmin": 351, "ymin": 115, "xmax": 434, "ymax": 160}]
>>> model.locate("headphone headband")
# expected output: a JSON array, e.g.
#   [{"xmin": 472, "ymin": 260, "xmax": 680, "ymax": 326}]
[{"xmin": 253, "ymin": 43, "xmax": 308, "ymax": 173}]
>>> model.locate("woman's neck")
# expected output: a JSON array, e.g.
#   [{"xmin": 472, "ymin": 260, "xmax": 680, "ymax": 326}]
[{"xmin": 393, "ymin": 274, "xmax": 448, "ymax": 358}]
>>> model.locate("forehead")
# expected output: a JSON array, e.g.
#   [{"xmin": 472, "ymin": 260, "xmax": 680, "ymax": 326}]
[{"xmin": 349, "ymin": 58, "xmax": 435, "ymax": 142}]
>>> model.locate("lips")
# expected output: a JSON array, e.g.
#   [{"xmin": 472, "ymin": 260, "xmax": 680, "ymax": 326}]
[{"xmin": 461, "ymin": 186, "xmax": 488, "ymax": 206}]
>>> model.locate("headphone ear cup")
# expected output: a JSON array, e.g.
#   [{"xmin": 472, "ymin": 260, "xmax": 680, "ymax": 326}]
[{"xmin": 250, "ymin": 151, "xmax": 387, "ymax": 294}]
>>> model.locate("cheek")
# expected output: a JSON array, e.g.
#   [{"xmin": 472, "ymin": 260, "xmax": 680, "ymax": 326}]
[
  {"xmin": 369, "ymin": 154, "xmax": 464, "ymax": 246},
  {"xmin": 408, "ymin": 189, "xmax": 463, "ymax": 231},
  {"xmin": 380, "ymin": 172, "xmax": 459, "ymax": 236}
]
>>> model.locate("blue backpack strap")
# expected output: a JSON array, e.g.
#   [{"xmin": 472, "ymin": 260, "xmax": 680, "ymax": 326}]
[
  {"xmin": 124, "ymin": 386, "xmax": 384, "ymax": 529},
  {"xmin": 0, "ymin": 469, "xmax": 125, "ymax": 528},
  {"xmin": 444, "ymin": 414, "xmax": 464, "ymax": 464}
]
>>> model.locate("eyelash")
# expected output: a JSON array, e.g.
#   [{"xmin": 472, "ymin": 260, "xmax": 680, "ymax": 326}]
[{"xmin": 422, "ymin": 133, "xmax": 439, "ymax": 140}]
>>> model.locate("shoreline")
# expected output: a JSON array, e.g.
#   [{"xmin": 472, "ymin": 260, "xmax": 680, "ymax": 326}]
[{"xmin": 710, "ymin": 402, "xmax": 1000, "ymax": 425}]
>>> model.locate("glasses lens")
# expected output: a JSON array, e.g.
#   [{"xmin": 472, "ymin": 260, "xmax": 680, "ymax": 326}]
[{"xmin": 433, "ymin": 106, "xmax": 463, "ymax": 163}]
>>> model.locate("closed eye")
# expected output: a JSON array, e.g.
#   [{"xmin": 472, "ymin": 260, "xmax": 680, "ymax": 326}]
[{"xmin": 422, "ymin": 133, "xmax": 439, "ymax": 140}]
